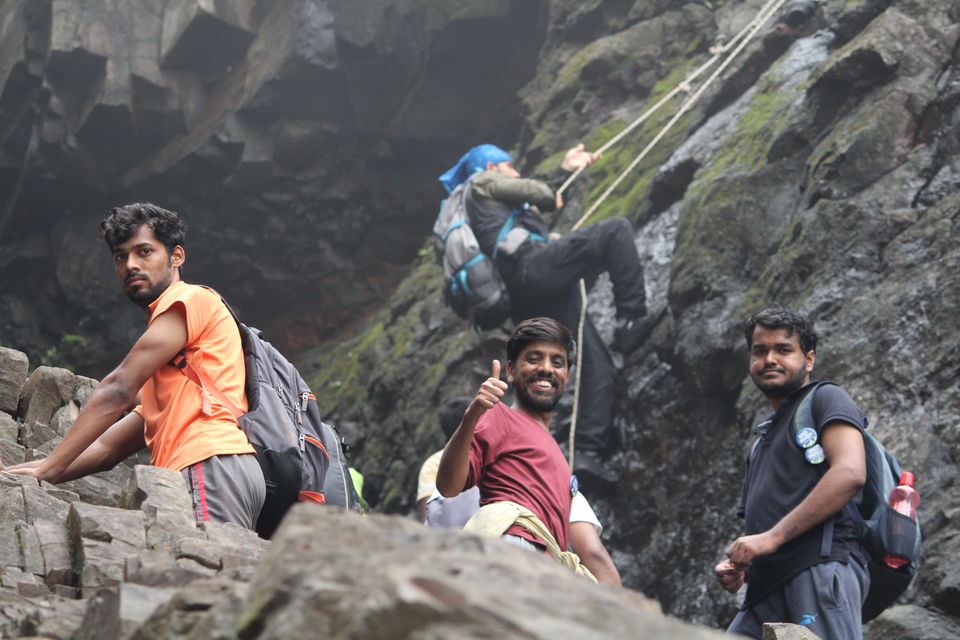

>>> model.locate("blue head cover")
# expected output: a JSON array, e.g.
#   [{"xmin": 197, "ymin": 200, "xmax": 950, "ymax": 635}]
[{"xmin": 438, "ymin": 144, "xmax": 512, "ymax": 193}]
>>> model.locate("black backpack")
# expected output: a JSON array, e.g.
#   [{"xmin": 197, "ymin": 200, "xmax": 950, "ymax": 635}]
[
  {"xmin": 432, "ymin": 181, "xmax": 511, "ymax": 330},
  {"xmin": 170, "ymin": 290, "xmax": 332, "ymax": 539},
  {"xmin": 751, "ymin": 382, "xmax": 922, "ymax": 621}
]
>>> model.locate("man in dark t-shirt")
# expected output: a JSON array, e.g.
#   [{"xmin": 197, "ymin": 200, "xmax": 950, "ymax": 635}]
[{"xmin": 714, "ymin": 308, "xmax": 870, "ymax": 640}]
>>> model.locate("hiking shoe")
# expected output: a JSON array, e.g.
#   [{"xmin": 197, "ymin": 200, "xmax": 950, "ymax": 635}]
[
  {"xmin": 613, "ymin": 313, "xmax": 656, "ymax": 354},
  {"xmin": 783, "ymin": 0, "xmax": 818, "ymax": 27},
  {"xmin": 573, "ymin": 450, "xmax": 617, "ymax": 487}
]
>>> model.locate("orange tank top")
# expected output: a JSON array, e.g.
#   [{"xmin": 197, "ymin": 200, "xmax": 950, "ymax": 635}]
[{"xmin": 134, "ymin": 281, "xmax": 254, "ymax": 470}]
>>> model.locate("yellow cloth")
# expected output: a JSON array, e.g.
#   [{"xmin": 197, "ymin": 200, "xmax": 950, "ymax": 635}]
[{"xmin": 464, "ymin": 500, "xmax": 597, "ymax": 583}]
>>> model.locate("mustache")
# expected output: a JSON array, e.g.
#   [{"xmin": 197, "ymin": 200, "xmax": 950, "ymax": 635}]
[
  {"xmin": 526, "ymin": 374, "xmax": 559, "ymax": 386},
  {"xmin": 126, "ymin": 272, "xmax": 146, "ymax": 284},
  {"xmin": 760, "ymin": 365, "xmax": 784, "ymax": 373}
]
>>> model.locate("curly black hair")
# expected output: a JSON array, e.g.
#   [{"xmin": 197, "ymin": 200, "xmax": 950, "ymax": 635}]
[
  {"xmin": 99, "ymin": 202, "xmax": 186, "ymax": 254},
  {"xmin": 744, "ymin": 308, "xmax": 818, "ymax": 353}
]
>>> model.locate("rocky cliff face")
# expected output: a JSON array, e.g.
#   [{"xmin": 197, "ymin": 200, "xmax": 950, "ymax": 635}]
[
  {"xmin": 0, "ymin": 0, "xmax": 546, "ymax": 374},
  {"xmin": 2, "ymin": 0, "xmax": 959, "ymax": 638}
]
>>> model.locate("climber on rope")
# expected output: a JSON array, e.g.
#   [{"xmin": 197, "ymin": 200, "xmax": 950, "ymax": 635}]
[
  {"xmin": 436, "ymin": 317, "xmax": 599, "ymax": 581},
  {"xmin": 438, "ymin": 143, "xmax": 650, "ymax": 486}
]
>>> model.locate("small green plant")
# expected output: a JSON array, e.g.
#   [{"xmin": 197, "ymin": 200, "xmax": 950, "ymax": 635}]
[
  {"xmin": 40, "ymin": 346, "xmax": 61, "ymax": 368},
  {"xmin": 40, "ymin": 334, "xmax": 89, "ymax": 371}
]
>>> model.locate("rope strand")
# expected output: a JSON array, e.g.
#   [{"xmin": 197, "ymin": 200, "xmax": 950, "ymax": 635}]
[
  {"xmin": 556, "ymin": 0, "xmax": 784, "ymax": 200},
  {"xmin": 570, "ymin": 0, "xmax": 789, "ymax": 231},
  {"xmin": 568, "ymin": 278, "xmax": 588, "ymax": 469}
]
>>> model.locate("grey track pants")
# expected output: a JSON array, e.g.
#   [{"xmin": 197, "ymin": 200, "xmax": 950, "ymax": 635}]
[{"xmin": 181, "ymin": 453, "xmax": 266, "ymax": 531}]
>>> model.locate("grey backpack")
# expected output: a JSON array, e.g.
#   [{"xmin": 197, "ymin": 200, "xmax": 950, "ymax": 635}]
[{"xmin": 432, "ymin": 181, "xmax": 511, "ymax": 330}]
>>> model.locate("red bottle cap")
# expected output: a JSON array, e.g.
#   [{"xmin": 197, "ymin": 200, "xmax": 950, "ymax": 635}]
[{"xmin": 899, "ymin": 471, "xmax": 914, "ymax": 487}]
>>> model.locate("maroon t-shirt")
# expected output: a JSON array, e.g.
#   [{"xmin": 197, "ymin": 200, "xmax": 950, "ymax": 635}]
[{"xmin": 464, "ymin": 403, "xmax": 572, "ymax": 550}]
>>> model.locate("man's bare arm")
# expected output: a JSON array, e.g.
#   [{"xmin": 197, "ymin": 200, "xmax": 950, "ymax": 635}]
[
  {"xmin": 54, "ymin": 412, "xmax": 147, "ymax": 482},
  {"xmin": 726, "ymin": 421, "xmax": 865, "ymax": 566},
  {"xmin": 436, "ymin": 360, "xmax": 507, "ymax": 497},
  {"xmin": 8, "ymin": 309, "xmax": 187, "ymax": 483},
  {"xmin": 570, "ymin": 521, "xmax": 622, "ymax": 587}
]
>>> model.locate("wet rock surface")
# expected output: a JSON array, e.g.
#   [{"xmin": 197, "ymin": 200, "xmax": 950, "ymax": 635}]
[
  {"xmin": 1, "ymin": 0, "xmax": 959, "ymax": 638},
  {"xmin": 293, "ymin": 0, "xmax": 960, "ymax": 638},
  {"xmin": 0, "ymin": 0, "xmax": 548, "ymax": 374}
]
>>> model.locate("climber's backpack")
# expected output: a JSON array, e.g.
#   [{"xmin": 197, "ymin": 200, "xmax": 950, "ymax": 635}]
[
  {"xmin": 749, "ymin": 382, "xmax": 922, "ymax": 622},
  {"xmin": 432, "ymin": 181, "xmax": 511, "ymax": 330},
  {"xmin": 169, "ymin": 289, "xmax": 331, "ymax": 539}
]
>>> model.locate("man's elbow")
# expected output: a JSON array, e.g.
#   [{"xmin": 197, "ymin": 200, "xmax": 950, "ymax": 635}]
[
  {"xmin": 837, "ymin": 462, "xmax": 866, "ymax": 495},
  {"xmin": 584, "ymin": 551, "xmax": 621, "ymax": 585},
  {"xmin": 95, "ymin": 374, "xmax": 139, "ymax": 408},
  {"xmin": 854, "ymin": 462, "xmax": 867, "ymax": 488},
  {"xmin": 852, "ymin": 467, "xmax": 866, "ymax": 492},
  {"xmin": 436, "ymin": 478, "xmax": 458, "ymax": 498},
  {"xmin": 584, "ymin": 548, "xmax": 609, "ymax": 567}
]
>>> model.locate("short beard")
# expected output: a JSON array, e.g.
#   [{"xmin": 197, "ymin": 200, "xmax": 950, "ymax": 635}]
[
  {"xmin": 753, "ymin": 366, "xmax": 808, "ymax": 399},
  {"xmin": 126, "ymin": 261, "xmax": 175, "ymax": 307},
  {"xmin": 126, "ymin": 282, "xmax": 167, "ymax": 306},
  {"xmin": 514, "ymin": 376, "xmax": 563, "ymax": 413}
]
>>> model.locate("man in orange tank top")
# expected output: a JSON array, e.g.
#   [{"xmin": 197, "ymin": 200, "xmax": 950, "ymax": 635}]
[{"xmin": 5, "ymin": 203, "xmax": 264, "ymax": 530}]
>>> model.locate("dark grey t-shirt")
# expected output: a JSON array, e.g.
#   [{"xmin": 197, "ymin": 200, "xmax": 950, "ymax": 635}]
[{"xmin": 739, "ymin": 381, "xmax": 868, "ymax": 608}]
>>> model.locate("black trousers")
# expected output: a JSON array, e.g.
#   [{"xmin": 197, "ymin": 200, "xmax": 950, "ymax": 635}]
[
  {"xmin": 505, "ymin": 218, "xmax": 644, "ymax": 452},
  {"xmin": 509, "ymin": 218, "xmax": 646, "ymax": 319},
  {"xmin": 510, "ymin": 286, "xmax": 616, "ymax": 452}
]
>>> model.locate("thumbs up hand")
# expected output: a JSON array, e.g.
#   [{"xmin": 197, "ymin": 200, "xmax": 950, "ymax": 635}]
[{"xmin": 470, "ymin": 360, "xmax": 508, "ymax": 414}]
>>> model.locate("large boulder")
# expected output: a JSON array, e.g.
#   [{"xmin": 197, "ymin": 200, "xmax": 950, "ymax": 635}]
[
  {"xmin": 179, "ymin": 505, "xmax": 717, "ymax": 639},
  {"xmin": 18, "ymin": 366, "xmax": 76, "ymax": 428},
  {"xmin": 0, "ymin": 348, "xmax": 28, "ymax": 415}
]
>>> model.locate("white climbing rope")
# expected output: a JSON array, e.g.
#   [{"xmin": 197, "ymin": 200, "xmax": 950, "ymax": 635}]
[
  {"xmin": 556, "ymin": 0, "xmax": 786, "ymax": 200},
  {"xmin": 567, "ymin": 0, "xmax": 791, "ymax": 231},
  {"xmin": 568, "ymin": 277, "xmax": 588, "ymax": 469}
]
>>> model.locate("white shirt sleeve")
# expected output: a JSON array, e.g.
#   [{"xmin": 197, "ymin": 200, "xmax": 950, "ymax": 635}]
[{"xmin": 569, "ymin": 491, "xmax": 602, "ymax": 536}]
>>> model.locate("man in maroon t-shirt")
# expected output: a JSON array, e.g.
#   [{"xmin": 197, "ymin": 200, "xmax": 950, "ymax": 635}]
[{"xmin": 437, "ymin": 317, "xmax": 576, "ymax": 555}]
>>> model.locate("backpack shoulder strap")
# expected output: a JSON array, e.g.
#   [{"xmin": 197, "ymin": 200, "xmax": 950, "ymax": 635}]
[
  {"xmin": 167, "ymin": 285, "xmax": 246, "ymax": 419},
  {"xmin": 792, "ymin": 381, "xmax": 838, "ymax": 443},
  {"xmin": 169, "ymin": 352, "xmax": 245, "ymax": 418},
  {"xmin": 794, "ymin": 381, "xmax": 852, "ymax": 557}
]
